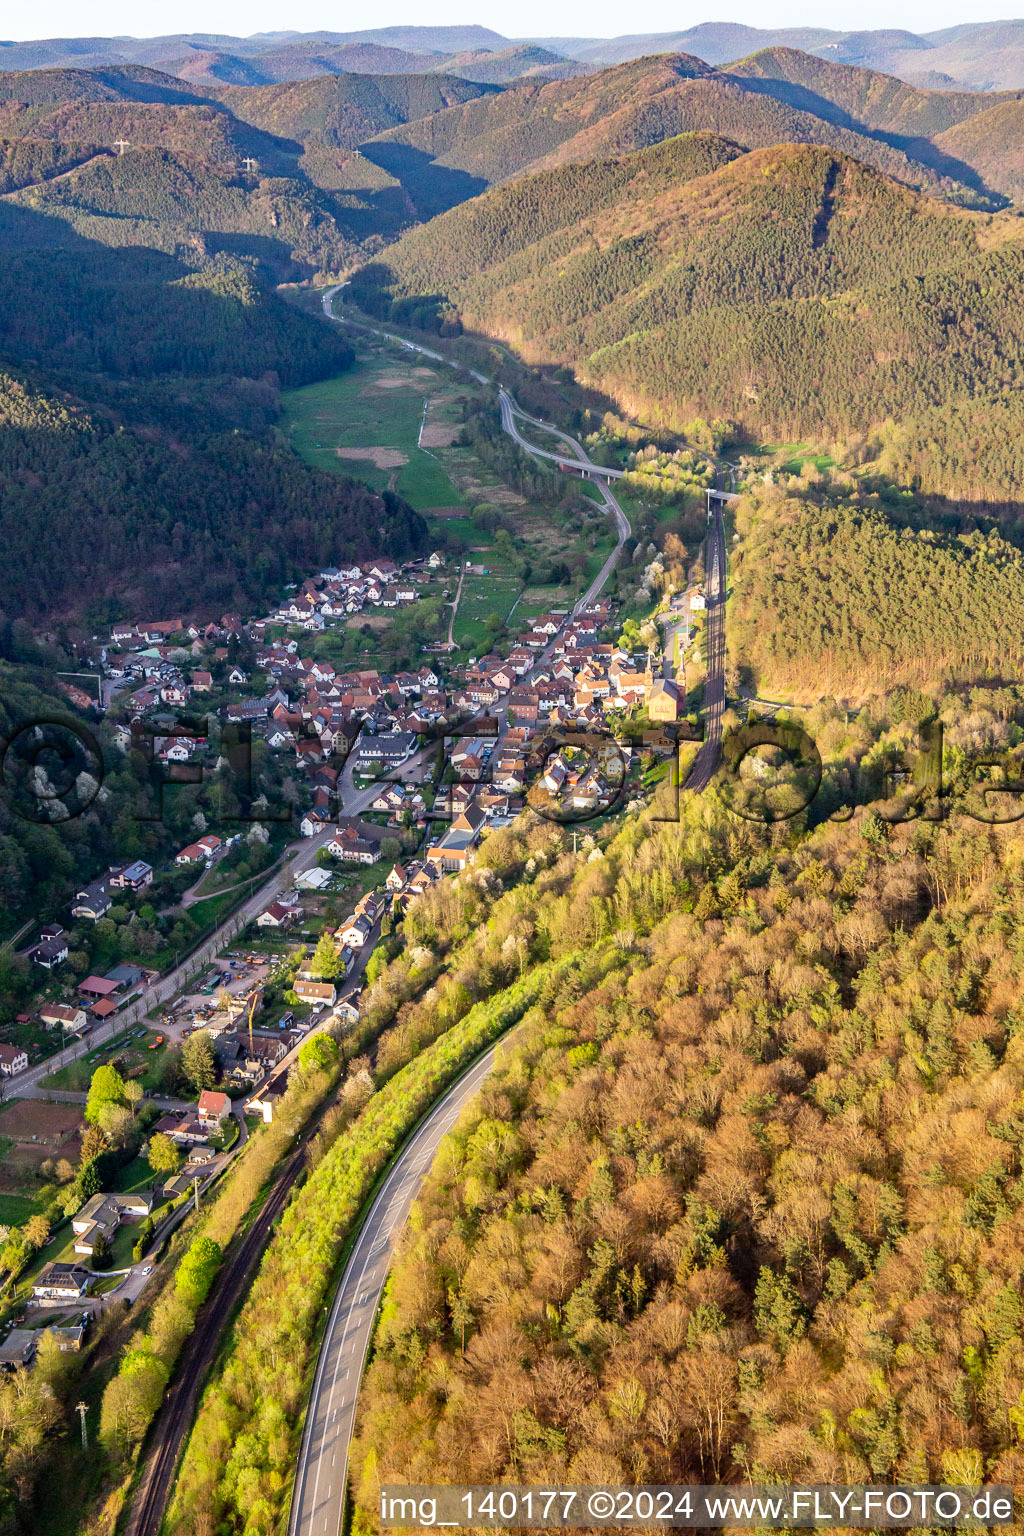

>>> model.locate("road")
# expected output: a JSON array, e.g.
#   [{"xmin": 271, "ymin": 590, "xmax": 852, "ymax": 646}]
[
  {"xmin": 320, "ymin": 288, "xmax": 632, "ymax": 617},
  {"xmin": 685, "ymin": 500, "xmax": 728, "ymax": 793},
  {"xmin": 10, "ymin": 760, "xmax": 423, "ymax": 1101},
  {"xmin": 289, "ymin": 1035, "xmax": 517, "ymax": 1536},
  {"xmin": 444, "ymin": 564, "xmax": 464, "ymax": 649}
]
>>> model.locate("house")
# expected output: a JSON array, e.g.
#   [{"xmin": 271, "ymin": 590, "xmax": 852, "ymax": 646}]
[
  {"xmin": 294, "ymin": 979, "xmax": 337, "ymax": 1006},
  {"xmin": 109, "ymin": 860, "xmax": 153, "ymax": 892},
  {"xmin": 246, "ymin": 1033, "xmax": 288, "ymax": 1069},
  {"xmin": 256, "ymin": 900, "xmax": 300, "ymax": 929},
  {"xmin": 427, "ymin": 550, "xmax": 445, "ymax": 568},
  {"xmin": 40, "ymin": 1003, "xmax": 88, "ymax": 1034},
  {"xmin": 72, "ymin": 1192, "xmax": 154, "ymax": 1240},
  {"xmin": 161, "ymin": 1172, "xmax": 195, "ymax": 1200},
  {"xmin": 0, "ymin": 1045, "xmax": 27, "ymax": 1077},
  {"xmin": 246, "ymin": 1078, "xmax": 286, "ymax": 1124},
  {"xmin": 28, "ymin": 936, "xmax": 68, "ymax": 969},
  {"xmin": 197, "ymin": 1089, "xmax": 232, "ymax": 1127},
  {"xmin": 0, "ymin": 1330, "xmax": 37, "ymax": 1369},
  {"xmin": 426, "ymin": 828, "xmax": 478, "ymax": 873},
  {"xmin": 648, "ymin": 679, "xmax": 680, "ymax": 723},
  {"xmin": 176, "ymin": 834, "xmax": 222, "ymax": 866},
  {"xmin": 353, "ymin": 732, "xmax": 416, "ymax": 769},
  {"xmin": 71, "ymin": 883, "xmax": 111, "ymax": 921},
  {"xmin": 105, "ymin": 964, "xmax": 146, "ymax": 990},
  {"xmin": 337, "ymin": 914, "xmax": 372, "ymax": 950},
  {"xmin": 225, "ymin": 699, "xmax": 269, "ymax": 722},
  {"xmin": 299, "ymin": 808, "xmax": 331, "ymax": 837},
  {"xmin": 192, "ymin": 670, "xmax": 213, "ymax": 692},
  {"xmin": 47, "ymin": 1323, "xmax": 87, "ymax": 1353},
  {"xmin": 327, "ymin": 824, "xmax": 381, "ymax": 864},
  {"xmin": 33, "ymin": 1263, "xmax": 92, "ymax": 1305},
  {"xmin": 166, "ymin": 1118, "xmax": 209, "ymax": 1146}
]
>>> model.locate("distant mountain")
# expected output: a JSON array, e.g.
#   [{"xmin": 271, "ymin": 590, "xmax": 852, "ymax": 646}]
[
  {"xmin": 217, "ymin": 72, "xmax": 495, "ymax": 149},
  {"xmin": 360, "ymin": 53, "xmax": 1001, "ymax": 212},
  {"xmin": 436, "ymin": 46, "xmax": 589, "ymax": 83},
  {"xmin": 543, "ymin": 23, "xmax": 841, "ymax": 66},
  {"xmin": 526, "ymin": 19, "xmax": 1024, "ymax": 90},
  {"xmin": 10, "ymin": 24, "xmax": 1024, "ymax": 92},
  {"xmin": 351, "ymin": 134, "xmax": 1024, "ymax": 504}
]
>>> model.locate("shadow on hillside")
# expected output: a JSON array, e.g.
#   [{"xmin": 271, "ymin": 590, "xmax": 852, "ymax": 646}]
[
  {"xmin": 357, "ymin": 141, "xmax": 487, "ymax": 219},
  {"xmin": 731, "ymin": 72, "xmax": 1007, "ymax": 207}
]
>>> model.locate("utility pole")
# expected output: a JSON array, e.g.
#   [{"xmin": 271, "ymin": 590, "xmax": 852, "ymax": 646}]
[
  {"xmin": 113, "ymin": 139, "xmax": 131, "ymax": 156},
  {"xmin": 193, "ymin": 1176, "xmax": 200, "ymax": 1216},
  {"xmin": 242, "ymin": 156, "xmax": 258, "ymax": 174},
  {"xmin": 76, "ymin": 1402, "xmax": 88, "ymax": 1450}
]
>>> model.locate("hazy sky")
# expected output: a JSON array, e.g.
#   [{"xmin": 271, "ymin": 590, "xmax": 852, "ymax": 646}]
[{"xmin": 4, "ymin": 2, "xmax": 1018, "ymax": 41}]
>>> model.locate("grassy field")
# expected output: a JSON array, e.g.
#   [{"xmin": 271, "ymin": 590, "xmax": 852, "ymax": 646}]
[
  {"xmin": 452, "ymin": 574, "xmax": 523, "ymax": 653},
  {"xmin": 40, "ymin": 1028, "xmax": 174, "ymax": 1093},
  {"xmin": 0, "ymin": 1191, "xmax": 41, "ymax": 1224},
  {"xmin": 282, "ymin": 356, "xmax": 468, "ymax": 511}
]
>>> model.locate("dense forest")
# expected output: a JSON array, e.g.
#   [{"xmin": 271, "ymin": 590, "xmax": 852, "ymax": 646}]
[
  {"xmin": 0, "ymin": 199, "xmax": 427, "ymax": 619},
  {"xmin": 361, "ymin": 50, "xmax": 1005, "ymax": 208},
  {"xmin": 729, "ymin": 485, "xmax": 1024, "ymax": 693},
  {"xmin": 352, "ymin": 137, "xmax": 1024, "ymax": 506},
  {"xmin": 332, "ymin": 703, "xmax": 1024, "ymax": 1518},
  {"xmin": 144, "ymin": 684, "xmax": 1024, "ymax": 1533}
]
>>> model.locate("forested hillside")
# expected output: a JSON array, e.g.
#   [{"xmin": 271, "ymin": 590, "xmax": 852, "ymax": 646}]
[
  {"xmin": 351, "ymin": 137, "xmax": 1024, "ymax": 503},
  {"xmin": 217, "ymin": 72, "xmax": 494, "ymax": 149},
  {"xmin": 361, "ymin": 51, "xmax": 1002, "ymax": 208},
  {"xmin": 729, "ymin": 487, "xmax": 1024, "ymax": 693},
  {"xmin": 0, "ymin": 202, "xmax": 426, "ymax": 619},
  {"xmin": 341, "ymin": 752, "xmax": 1024, "ymax": 1515}
]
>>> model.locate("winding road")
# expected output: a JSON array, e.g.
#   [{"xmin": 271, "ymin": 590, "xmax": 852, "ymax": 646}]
[
  {"xmin": 287, "ymin": 292, "xmax": 734, "ymax": 1536},
  {"xmin": 289, "ymin": 1037, "xmax": 517, "ymax": 1536}
]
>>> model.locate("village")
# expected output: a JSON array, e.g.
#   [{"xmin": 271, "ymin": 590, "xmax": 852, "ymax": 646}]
[
  {"xmin": 17, "ymin": 543, "xmax": 707, "ymax": 1053},
  {"xmin": 0, "ymin": 533, "xmax": 707, "ymax": 1346}
]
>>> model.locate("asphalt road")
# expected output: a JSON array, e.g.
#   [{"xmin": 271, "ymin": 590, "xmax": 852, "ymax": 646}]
[
  {"xmin": 289, "ymin": 1037, "xmax": 516, "ymax": 1536},
  {"xmin": 12, "ymin": 759, "xmax": 417, "ymax": 1100},
  {"xmin": 685, "ymin": 502, "xmax": 728, "ymax": 794},
  {"xmin": 285, "ymin": 297, "xmax": 733, "ymax": 1536}
]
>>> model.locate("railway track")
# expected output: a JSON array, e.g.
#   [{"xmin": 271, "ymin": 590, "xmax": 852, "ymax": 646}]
[{"xmin": 124, "ymin": 1122, "xmax": 319, "ymax": 1536}]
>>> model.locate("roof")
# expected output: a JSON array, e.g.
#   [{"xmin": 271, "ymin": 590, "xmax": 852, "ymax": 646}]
[
  {"xmin": 198, "ymin": 1089, "xmax": 231, "ymax": 1116},
  {"xmin": 40, "ymin": 1003, "xmax": 83, "ymax": 1023},
  {"xmin": 0, "ymin": 1329, "xmax": 36, "ymax": 1365},
  {"xmin": 0, "ymin": 1043, "xmax": 26, "ymax": 1064},
  {"xmin": 105, "ymin": 964, "xmax": 144, "ymax": 985},
  {"xmin": 35, "ymin": 1262, "xmax": 90, "ymax": 1291},
  {"xmin": 79, "ymin": 976, "xmax": 119, "ymax": 995}
]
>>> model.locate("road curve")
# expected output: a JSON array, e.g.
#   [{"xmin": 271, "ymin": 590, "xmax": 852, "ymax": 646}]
[
  {"xmin": 320, "ymin": 288, "xmax": 632, "ymax": 619},
  {"xmin": 289, "ymin": 1036, "xmax": 517, "ymax": 1536}
]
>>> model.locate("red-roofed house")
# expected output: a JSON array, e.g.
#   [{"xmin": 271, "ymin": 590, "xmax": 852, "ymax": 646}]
[{"xmin": 197, "ymin": 1090, "xmax": 231, "ymax": 1127}]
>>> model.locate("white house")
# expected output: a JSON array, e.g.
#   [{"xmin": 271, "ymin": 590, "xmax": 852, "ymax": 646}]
[{"xmin": 0, "ymin": 1044, "xmax": 28, "ymax": 1076}]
